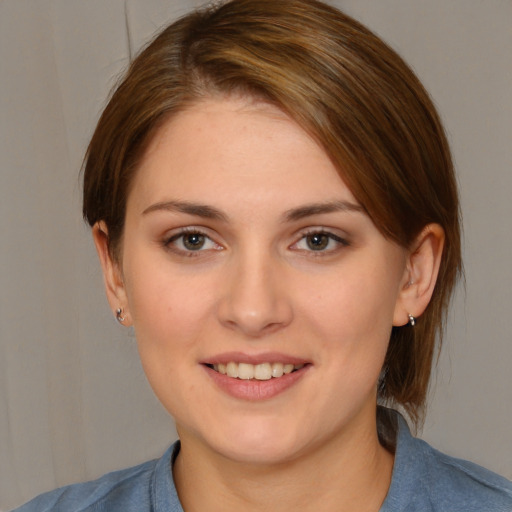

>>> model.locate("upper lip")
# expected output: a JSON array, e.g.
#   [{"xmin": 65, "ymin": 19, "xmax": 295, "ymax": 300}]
[{"xmin": 200, "ymin": 351, "xmax": 309, "ymax": 366}]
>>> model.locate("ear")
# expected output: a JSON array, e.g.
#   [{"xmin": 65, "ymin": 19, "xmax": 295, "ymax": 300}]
[
  {"xmin": 92, "ymin": 221, "xmax": 132, "ymax": 326},
  {"xmin": 393, "ymin": 223, "xmax": 445, "ymax": 326}
]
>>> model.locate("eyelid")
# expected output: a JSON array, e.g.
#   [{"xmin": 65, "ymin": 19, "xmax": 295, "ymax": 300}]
[
  {"xmin": 290, "ymin": 228, "xmax": 350, "ymax": 253},
  {"xmin": 163, "ymin": 226, "xmax": 223, "ymax": 255}
]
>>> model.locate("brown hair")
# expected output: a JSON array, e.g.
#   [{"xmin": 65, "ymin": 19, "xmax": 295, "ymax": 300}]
[{"xmin": 83, "ymin": 0, "xmax": 462, "ymax": 426}]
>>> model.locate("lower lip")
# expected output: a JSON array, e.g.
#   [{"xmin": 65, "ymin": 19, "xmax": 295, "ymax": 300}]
[{"xmin": 203, "ymin": 365, "xmax": 310, "ymax": 401}]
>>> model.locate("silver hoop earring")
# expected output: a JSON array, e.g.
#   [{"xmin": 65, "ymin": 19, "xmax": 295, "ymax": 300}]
[
  {"xmin": 408, "ymin": 313, "xmax": 416, "ymax": 327},
  {"xmin": 116, "ymin": 308, "xmax": 125, "ymax": 324}
]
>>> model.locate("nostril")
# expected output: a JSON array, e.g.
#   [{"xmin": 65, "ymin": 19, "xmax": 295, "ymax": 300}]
[{"xmin": 216, "ymin": 269, "xmax": 294, "ymax": 336}]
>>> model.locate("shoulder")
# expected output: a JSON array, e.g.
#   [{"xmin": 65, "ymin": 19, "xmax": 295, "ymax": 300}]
[
  {"xmin": 382, "ymin": 411, "xmax": 512, "ymax": 512},
  {"xmin": 11, "ymin": 460, "xmax": 157, "ymax": 512},
  {"xmin": 10, "ymin": 444, "xmax": 181, "ymax": 512},
  {"xmin": 416, "ymin": 436, "xmax": 512, "ymax": 511}
]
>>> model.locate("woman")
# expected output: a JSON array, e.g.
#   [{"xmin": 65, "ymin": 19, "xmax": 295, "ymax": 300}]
[{"xmin": 13, "ymin": 0, "xmax": 512, "ymax": 510}]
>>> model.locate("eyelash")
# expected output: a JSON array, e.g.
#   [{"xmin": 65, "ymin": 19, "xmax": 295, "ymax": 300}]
[
  {"xmin": 162, "ymin": 228, "xmax": 349, "ymax": 257},
  {"xmin": 292, "ymin": 229, "xmax": 349, "ymax": 255},
  {"xmin": 163, "ymin": 227, "xmax": 221, "ymax": 257}
]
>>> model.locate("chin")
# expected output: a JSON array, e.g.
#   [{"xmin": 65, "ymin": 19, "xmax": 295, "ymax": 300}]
[
  {"xmin": 176, "ymin": 414, "xmax": 300, "ymax": 466},
  {"xmin": 217, "ymin": 439, "xmax": 301, "ymax": 466},
  {"xmin": 205, "ymin": 419, "xmax": 311, "ymax": 466}
]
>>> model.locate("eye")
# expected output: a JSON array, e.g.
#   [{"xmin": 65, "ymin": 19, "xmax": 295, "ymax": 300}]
[
  {"xmin": 305, "ymin": 233, "xmax": 330, "ymax": 251},
  {"xmin": 181, "ymin": 232, "xmax": 207, "ymax": 250},
  {"xmin": 292, "ymin": 230, "xmax": 348, "ymax": 253},
  {"xmin": 164, "ymin": 229, "xmax": 221, "ymax": 254}
]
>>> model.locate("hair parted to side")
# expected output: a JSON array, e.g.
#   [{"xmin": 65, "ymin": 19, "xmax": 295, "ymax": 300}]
[{"xmin": 83, "ymin": 0, "xmax": 462, "ymax": 426}]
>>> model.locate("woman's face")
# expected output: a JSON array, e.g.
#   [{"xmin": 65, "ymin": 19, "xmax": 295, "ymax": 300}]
[{"xmin": 116, "ymin": 97, "xmax": 410, "ymax": 464}]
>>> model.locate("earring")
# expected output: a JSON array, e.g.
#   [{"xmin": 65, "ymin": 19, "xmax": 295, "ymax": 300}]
[
  {"xmin": 408, "ymin": 313, "xmax": 416, "ymax": 327},
  {"xmin": 116, "ymin": 307, "xmax": 125, "ymax": 324}
]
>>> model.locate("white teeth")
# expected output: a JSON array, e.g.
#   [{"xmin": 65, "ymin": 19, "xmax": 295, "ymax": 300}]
[
  {"xmin": 254, "ymin": 363, "xmax": 272, "ymax": 380},
  {"xmin": 238, "ymin": 363, "xmax": 255, "ymax": 380},
  {"xmin": 212, "ymin": 361, "xmax": 305, "ymax": 380},
  {"xmin": 283, "ymin": 364, "xmax": 294, "ymax": 374},
  {"xmin": 271, "ymin": 362, "xmax": 284, "ymax": 378},
  {"xmin": 226, "ymin": 361, "xmax": 239, "ymax": 378}
]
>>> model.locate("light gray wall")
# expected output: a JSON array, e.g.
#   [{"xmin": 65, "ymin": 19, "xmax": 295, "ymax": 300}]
[{"xmin": 1, "ymin": 1, "xmax": 511, "ymax": 509}]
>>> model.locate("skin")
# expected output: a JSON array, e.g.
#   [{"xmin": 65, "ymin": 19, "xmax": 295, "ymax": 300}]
[{"xmin": 94, "ymin": 97, "xmax": 444, "ymax": 512}]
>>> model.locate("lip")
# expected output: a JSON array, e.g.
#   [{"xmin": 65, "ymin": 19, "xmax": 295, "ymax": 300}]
[
  {"xmin": 200, "ymin": 351, "xmax": 309, "ymax": 366},
  {"xmin": 201, "ymin": 353, "xmax": 311, "ymax": 401}
]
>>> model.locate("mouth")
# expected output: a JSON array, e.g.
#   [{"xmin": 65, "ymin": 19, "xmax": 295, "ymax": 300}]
[
  {"xmin": 202, "ymin": 356, "xmax": 311, "ymax": 400},
  {"xmin": 206, "ymin": 362, "xmax": 306, "ymax": 381}
]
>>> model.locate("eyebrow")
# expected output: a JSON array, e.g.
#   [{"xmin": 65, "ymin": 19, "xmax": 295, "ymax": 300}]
[
  {"xmin": 282, "ymin": 200, "xmax": 365, "ymax": 222},
  {"xmin": 142, "ymin": 200, "xmax": 228, "ymax": 221},
  {"xmin": 142, "ymin": 199, "xmax": 365, "ymax": 222}
]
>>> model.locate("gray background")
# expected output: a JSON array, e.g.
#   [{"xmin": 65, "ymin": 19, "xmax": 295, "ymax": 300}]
[{"xmin": 1, "ymin": 1, "xmax": 511, "ymax": 509}]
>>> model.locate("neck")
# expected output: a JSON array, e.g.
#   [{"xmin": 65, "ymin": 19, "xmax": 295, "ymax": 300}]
[{"xmin": 173, "ymin": 409, "xmax": 394, "ymax": 512}]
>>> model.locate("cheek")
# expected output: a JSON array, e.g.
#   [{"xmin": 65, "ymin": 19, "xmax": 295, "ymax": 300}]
[
  {"xmin": 305, "ymin": 269, "xmax": 399, "ymax": 330},
  {"xmin": 123, "ymin": 254, "xmax": 217, "ymax": 350},
  {"xmin": 299, "ymin": 261, "xmax": 400, "ymax": 363},
  {"xmin": 122, "ymin": 258, "xmax": 218, "ymax": 415}
]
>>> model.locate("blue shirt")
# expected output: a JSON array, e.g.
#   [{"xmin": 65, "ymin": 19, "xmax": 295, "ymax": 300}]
[{"xmin": 12, "ymin": 413, "xmax": 512, "ymax": 511}]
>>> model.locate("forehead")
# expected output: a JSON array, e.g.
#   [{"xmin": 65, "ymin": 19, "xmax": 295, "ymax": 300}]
[{"xmin": 129, "ymin": 97, "xmax": 358, "ymax": 214}]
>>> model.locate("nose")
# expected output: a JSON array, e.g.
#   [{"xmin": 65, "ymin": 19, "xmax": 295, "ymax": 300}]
[{"xmin": 217, "ymin": 249, "xmax": 294, "ymax": 338}]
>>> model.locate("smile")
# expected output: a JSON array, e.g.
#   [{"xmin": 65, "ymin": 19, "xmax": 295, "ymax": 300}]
[{"xmin": 210, "ymin": 362, "xmax": 305, "ymax": 380}]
